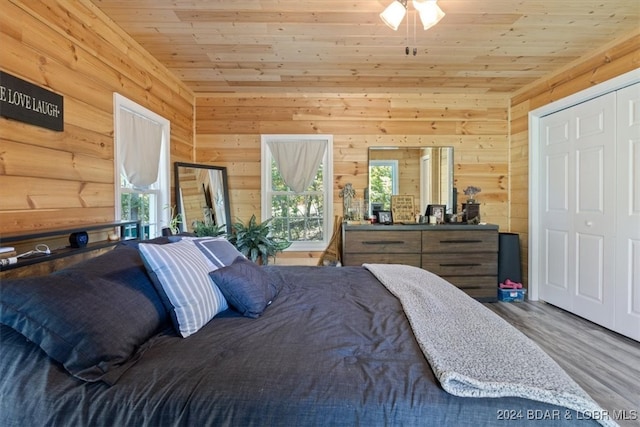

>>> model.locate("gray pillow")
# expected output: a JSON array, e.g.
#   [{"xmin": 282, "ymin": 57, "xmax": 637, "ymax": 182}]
[
  {"xmin": 209, "ymin": 257, "xmax": 278, "ymax": 318},
  {"xmin": 0, "ymin": 247, "xmax": 167, "ymax": 384},
  {"xmin": 173, "ymin": 236, "xmax": 245, "ymax": 269}
]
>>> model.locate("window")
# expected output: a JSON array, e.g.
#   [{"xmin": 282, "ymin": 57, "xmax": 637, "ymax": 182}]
[
  {"xmin": 369, "ymin": 160, "xmax": 398, "ymax": 211},
  {"xmin": 114, "ymin": 93, "xmax": 170, "ymax": 239},
  {"xmin": 261, "ymin": 135, "xmax": 333, "ymax": 251}
]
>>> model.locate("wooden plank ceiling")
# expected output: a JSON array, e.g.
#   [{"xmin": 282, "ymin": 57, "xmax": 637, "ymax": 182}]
[{"xmin": 91, "ymin": 0, "xmax": 640, "ymax": 94}]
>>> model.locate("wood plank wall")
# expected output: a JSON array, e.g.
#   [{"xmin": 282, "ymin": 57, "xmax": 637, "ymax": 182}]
[
  {"xmin": 509, "ymin": 29, "xmax": 640, "ymax": 285},
  {"xmin": 2, "ymin": 0, "xmax": 634, "ymax": 274},
  {"xmin": 0, "ymin": 0, "xmax": 194, "ymax": 235},
  {"xmin": 195, "ymin": 93, "xmax": 510, "ymax": 265}
]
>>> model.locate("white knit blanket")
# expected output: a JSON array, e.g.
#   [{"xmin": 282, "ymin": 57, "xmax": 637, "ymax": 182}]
[{"xmin": 363, "ymin": 264, "xmax": 617, "ymax": 427}]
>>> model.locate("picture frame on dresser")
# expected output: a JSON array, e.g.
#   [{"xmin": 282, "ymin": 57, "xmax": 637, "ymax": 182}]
[
  {"xmin": 377, "ymin": 211, "xmax": 392, "ymax": 224},
  {"xmin": 390, "ymin": 195, "xmax": 415, "ymax": 223},
  {"xmin": 425, "ymin": 204, "xmax": 446, "ymax": 224}
]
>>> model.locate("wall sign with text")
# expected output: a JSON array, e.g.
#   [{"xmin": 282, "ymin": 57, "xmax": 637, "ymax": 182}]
[{"xmin": 0, "ymin": 71, "xmax": 64, "ymax": 131}]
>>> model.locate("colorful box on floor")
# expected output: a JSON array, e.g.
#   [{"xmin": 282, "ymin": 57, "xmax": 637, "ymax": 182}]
[{"xmin": 498, "ymin": 288, "xmax": 527, "ymax": 302}]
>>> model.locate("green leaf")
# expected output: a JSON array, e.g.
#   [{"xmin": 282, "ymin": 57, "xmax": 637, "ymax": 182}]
[{"xmin": 228, "ymin": 214, "xmax": 291, "ymax": 265}]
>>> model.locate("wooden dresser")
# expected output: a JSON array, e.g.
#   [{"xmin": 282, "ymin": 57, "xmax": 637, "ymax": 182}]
[{"xmin": 342, "ymin": 223, "xmax": 499, "ymax": 301}]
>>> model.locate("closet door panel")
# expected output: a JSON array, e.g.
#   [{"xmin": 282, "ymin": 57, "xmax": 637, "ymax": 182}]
[
  {"xmin": 575, "ymin": 233, "xmax": 604, "ymax": 302},
  {"xmin": 571, "ymin": 92, "xmax": 616, "ymax": 326},
  {"xmin": 546, "ymin": 229, "xmax": 569, "ymax": 292},
  {"xmin": 539, "ymin": 92, "xmax": 616, "ymax": 327},
  {"xmin": 615, "ymin": 82, "xmax": 640, "ymax": 341},
  {"xmin": 539, "ymin": 112, "xmax": 573, "ymax": 309},
  {"xmin": 576, "ymin": 147, "xmax": 604, "ymax": 213},
  {"xmin": 547, "ymin": 154, "xmax": 569, "ymax": 212}
]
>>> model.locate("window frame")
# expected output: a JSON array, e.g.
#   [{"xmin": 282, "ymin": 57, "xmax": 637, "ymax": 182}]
[
  {"xmin": 113, "ymin": 93, "xmax": 170, "ymax": 239},
  {"xmin": 368, "ymin": 159, "xmax": 399, "ymax": 212},
  {"xmin": 369, "ymin": 160, "xmax": 399, "ymax": 195},
  {"xmin": 261, "ymin": 134, "xmax": 333, "ymax": 252}
]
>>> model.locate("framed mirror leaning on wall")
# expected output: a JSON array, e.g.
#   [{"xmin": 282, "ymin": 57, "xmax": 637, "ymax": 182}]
[
  {"xmin": 368, "ymin": 147, "xmax": 454, "ymax": 219},
  {"xmin": 174, "ymin": 162, "xmax": 232, "ymax": 235}
]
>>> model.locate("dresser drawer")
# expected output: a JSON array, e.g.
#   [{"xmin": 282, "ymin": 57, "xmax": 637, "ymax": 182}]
[
  {"xmin": 444, "ymin": 275, "xmax": 497, "ymax": 289},
  {"xmin": 422, "ymin": 253, "xmax": 497, "ymax": 276},
  {"xmin": 343, "ymin": 253, "xmax": 421, "ymax": 267},
  {"xmin": 422, "ymin": 230, "xmax": 498, "ymax": 253},
  {"xmin": 344, "ymin": 230, "xmax": 421, "ymax": 253}
]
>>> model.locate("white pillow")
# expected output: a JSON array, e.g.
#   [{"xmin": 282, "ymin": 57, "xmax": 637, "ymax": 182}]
[{"xmin": 139, "ymin": 239, "xmax": 228, "ymax": 338}]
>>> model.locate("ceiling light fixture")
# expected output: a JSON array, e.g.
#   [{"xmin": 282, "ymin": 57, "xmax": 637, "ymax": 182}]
[{"xmin": 380, "ymin": 0, "xmax": 445, "ymax": 31}]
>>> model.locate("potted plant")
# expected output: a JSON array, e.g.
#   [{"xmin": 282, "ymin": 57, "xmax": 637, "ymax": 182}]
[
  {"xmin": 165, "ymin": 205, "xmax": 183, "ymax": 235},
  {"xmin": 228, "ymin": 214, "xmax": 291, "ymax": 265},
  {"xmin": 192, "ymin": 220, "xmax": 227, "ymax": 238}
]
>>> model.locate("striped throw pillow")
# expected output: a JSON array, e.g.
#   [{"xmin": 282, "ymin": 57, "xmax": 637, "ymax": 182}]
[{"xmin": 139, "ymin": 239, "xmax": 228, "ymax": 338}]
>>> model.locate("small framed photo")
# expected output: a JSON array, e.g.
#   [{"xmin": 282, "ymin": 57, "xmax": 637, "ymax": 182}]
[
  {"xmin": 425, "ymin": 204, "xmax": 446, "ymax": 224},
  {"xmin": 377, "ymin": 210, "xmax": 392, "ymax": 224}
]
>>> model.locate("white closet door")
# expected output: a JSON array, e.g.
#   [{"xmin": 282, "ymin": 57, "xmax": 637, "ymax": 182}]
[
  {"xmin": 539, "ymin": 109, "xmax": 573, "ymax": 311},
  {"xmin": 615, "ymin": 83, "xmax": 640, "ymax": 341},
  {"xmin": 539, "ymin": 92, "xmax": 616, "ymax": 328},
  {"xmin": 571, "ymin": 93, "xmax": 616, "ymax": 326}
]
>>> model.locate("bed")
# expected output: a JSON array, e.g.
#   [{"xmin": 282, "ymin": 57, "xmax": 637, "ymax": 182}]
[{"xmin": 0, "ymin": 237, "xmax": 614, "ymax": 426}]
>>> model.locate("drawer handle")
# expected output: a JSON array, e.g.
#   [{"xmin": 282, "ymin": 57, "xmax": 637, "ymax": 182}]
[
  {"xmin": 363, "ymin": 240, "xmax": 405, "ymax": 245},
  {"xmin": 441, "ymin": 239, "xmax": 483, "ymax": 244},
  {"xmin": 439, "ymin": 263, "xmax": 482, "ymax": 267}
]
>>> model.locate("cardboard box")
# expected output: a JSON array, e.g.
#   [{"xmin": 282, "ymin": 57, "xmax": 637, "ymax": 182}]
[{"xmin": 498, "ymin": 288, "xmax": 526, "ymax": 302}]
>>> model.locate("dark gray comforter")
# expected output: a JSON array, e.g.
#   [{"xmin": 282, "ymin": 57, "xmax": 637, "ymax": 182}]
[{"xmin": 0, "ymin": 266, "xmax": 598, "ymax": 426}]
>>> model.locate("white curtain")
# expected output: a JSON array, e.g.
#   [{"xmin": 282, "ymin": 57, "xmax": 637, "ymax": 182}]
[
  {"xmin": 119, "ymin": 109, "xmax": 163, "ymax": 188},
  {"xmin": 267, "ymin": 139, "xmax": 327, "ymax": 193}
]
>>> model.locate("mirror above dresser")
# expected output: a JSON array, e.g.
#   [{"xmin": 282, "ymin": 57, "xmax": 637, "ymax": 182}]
[{"xmin": 368, "ymin": 146, "xmax": 454, "ymax": 216}]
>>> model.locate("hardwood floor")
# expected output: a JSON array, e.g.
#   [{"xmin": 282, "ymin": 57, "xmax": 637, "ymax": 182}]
[{"xmin": 485, "ymin": 300, "xmax": 640, "ymax": 427}]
